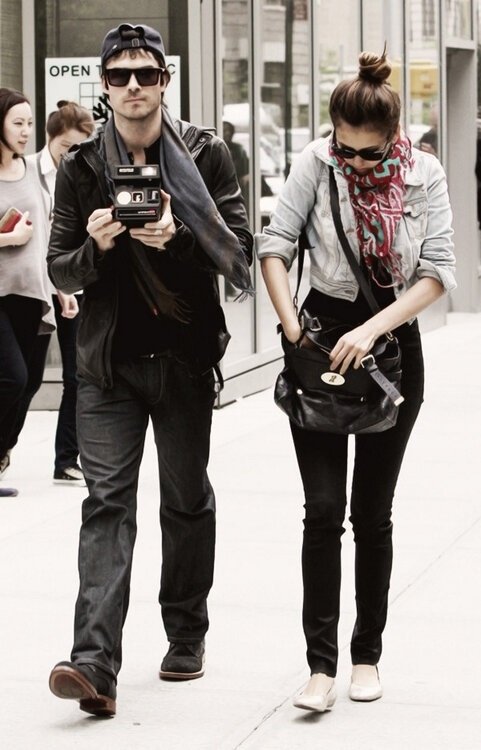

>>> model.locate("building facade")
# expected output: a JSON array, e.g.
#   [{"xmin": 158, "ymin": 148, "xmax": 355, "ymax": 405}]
[{"xmin": 9, "ymin": 0, "xmax": 481, "ymax": 404}]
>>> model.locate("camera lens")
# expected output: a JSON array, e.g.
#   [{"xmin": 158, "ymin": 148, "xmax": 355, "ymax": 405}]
[{"xmin": 116, "ymin": 190, "xmax": 131, "ymax": 205}]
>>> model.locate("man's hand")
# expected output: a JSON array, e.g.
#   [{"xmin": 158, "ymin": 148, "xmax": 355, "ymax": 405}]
[
  {"xmin": 129, "ymin": 190, "xmax": 176, "ymax": 251},
  {"xmin": 57, "ymin": 291, "xmax": 79, "ymax": 319},
  {"xmin": 87, "ymin": 208, "xmax": 126, "ymax": 253}
]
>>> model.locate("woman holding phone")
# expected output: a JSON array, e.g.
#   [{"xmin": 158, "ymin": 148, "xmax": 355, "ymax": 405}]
[{"xmin": 0, "ymin": 87, "xmax": 54, "ymax": 496}]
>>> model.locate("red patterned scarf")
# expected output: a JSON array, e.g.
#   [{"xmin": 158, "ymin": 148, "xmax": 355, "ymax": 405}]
[{"xmin": 330, "ymin": 135, "xmax": 413, "ymax": 286}]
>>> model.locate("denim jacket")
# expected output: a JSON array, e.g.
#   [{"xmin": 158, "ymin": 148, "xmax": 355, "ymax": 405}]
[{"xmin": 255, "ymin": 137, "xmax": 456, "ymax": 301}]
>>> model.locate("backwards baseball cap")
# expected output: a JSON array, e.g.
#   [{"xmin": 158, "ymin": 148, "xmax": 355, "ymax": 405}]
[{"xmin": 100, "ymin": 23, "xmax": 166, "ymax": 69}]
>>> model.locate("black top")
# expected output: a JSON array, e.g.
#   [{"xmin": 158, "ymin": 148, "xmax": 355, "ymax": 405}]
[
  {"xmin": 111, "ymin": 137, "xmax": 182, "ymax": 360},
  {"xmin": 301, "ymin": 259, "xmax": 397, "ymax": 327}
]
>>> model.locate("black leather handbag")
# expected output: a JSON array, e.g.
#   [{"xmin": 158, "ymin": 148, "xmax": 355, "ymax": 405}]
[{"xmin": 274, "ymin": 167, "xmax": 404, "ymax": 434}]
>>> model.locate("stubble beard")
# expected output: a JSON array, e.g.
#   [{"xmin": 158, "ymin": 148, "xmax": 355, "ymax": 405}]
[{"xmin": 115, "ymin": 99, "xmax": 162, "ymax": 127}]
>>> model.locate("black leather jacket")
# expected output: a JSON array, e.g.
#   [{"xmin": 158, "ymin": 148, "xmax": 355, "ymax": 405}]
[{"xmin": 47, "ymin": 119, "xmax": 253, "ymax": 389}]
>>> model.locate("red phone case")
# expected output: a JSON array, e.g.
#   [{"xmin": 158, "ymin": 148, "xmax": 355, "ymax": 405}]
[{"xmin": 0, "ymin": 207, "xmax": 23, "ymax": 233}]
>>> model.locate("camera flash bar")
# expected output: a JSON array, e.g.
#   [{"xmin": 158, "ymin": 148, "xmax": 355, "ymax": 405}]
[{"xmin": 114, "ymin": 165, "xmax": 160, "ymax": 179}]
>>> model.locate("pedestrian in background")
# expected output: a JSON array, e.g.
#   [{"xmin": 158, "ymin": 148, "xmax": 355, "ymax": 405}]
[
  {"xmin": 256, "ymin": 49, "xmax": 455, "ymax": 712},
  {"xmin": 47, "ymin": 22, "xmax": 252, "ymax": 717},
  {"xmin": 0, "ymin": 88, "xmax": 55, "ymax": 498},
  {"xmin": 223, "ymin": 120, "xmax": 249, "ymax": 205},
  {"xmin": 27, "ymin": 100, "xmax": 95, "ymax": 486}
]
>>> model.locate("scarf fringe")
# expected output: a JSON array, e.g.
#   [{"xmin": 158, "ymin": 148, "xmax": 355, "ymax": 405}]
[{"xmin": 160, "ymin": 107, "xmax": 254, "ymax": 297}]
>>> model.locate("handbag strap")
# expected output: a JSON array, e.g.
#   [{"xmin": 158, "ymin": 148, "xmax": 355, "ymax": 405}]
[
  {"xmin": 292, "ymin": 228, "xmax": 309, "ymax": 315},
  {"xmin": 294, "ymin": 167, "xmax": 382, "ymax": 315},
  {"xmin": 329, "ymin": 167, "xmax": 402, "ymax": 404},
  {"xmin": 328, "ymin": 166, "xmax": 381, "ymax": 315}
]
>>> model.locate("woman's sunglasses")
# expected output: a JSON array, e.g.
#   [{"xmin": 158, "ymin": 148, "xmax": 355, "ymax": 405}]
[
  {"xmin": 332, "ymin": 133, "xmax": 391, "ymax": 162},
  {"xmin": 105, "ymin": 67, "xmax": 165, "ymax": 87}
]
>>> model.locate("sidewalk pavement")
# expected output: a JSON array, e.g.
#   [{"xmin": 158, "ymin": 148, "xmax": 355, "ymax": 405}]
[{"xmin": 0, "ymin": 312, "xmax": 480, "ymax": 750}]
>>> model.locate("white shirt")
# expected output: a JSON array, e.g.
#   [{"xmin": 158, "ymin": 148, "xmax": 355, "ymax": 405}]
[
  {"xmin": 38, "ymin": 145, "xmax": 57, "ymax": 208},
  {"xmin": 27, "ymin": 146, "xmax": 83, "ymax": 297}
]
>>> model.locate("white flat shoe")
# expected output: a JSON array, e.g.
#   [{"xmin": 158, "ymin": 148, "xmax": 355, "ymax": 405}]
[
  {"xmin": 293, "ymin": 674, "xmax": 337, "ymax": 712},
  {"xmin": 349, "ymin": 664, "xmax": 382, "ymax": 702}
]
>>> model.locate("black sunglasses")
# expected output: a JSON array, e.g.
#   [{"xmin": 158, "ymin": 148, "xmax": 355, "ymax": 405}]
[
  {"xmin": 332, "ymin": 133, "xmax": 391, "ymax": 162},
  {"xmin": 105, "ymin": 67, "xmax": 165, "ymax": 87}
]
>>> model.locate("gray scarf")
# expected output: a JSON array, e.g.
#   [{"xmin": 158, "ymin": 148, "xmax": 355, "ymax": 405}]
[{"xmin": 159, "ymin": 106, "xmax": 253, "ymax": 296}]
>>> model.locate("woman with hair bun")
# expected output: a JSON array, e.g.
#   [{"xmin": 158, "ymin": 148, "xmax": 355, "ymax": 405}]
[
  {"xmin": 256, "ymin": 50, "xmax": 455, "ymax": 711},
  {"xmin": 27, "ymin": 100, "xmax": 95, "ymax": 486}
]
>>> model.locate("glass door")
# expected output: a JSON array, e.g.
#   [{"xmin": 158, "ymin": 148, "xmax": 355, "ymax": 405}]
[{"xmin": 220, "ymin": 0, "xmax": 256, "ymax": 367}]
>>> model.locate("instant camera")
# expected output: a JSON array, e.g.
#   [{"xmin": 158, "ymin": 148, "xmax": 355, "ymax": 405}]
[{"xmin": 112, "ymin": 164, "xmax": 161, "ymax": 226}]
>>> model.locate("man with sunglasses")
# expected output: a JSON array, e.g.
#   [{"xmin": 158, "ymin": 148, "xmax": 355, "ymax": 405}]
[{"xmin": 47, "ymin": 22, "xmax": 253, "ymax": 717}]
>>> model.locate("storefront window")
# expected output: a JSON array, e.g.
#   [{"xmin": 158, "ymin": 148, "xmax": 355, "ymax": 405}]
[
  {"xmin": 361, "ymin": 0, "xmax": 386, "ymax": 55},
  {"xmin": 446, "ymin": 0, "xmax": 473, "ymax": 39},
  {"xmin": 257, "ymin": 0, "xmax": 311, "ymax": 351},
  {"xmin": 361, "ymin": 0, "xmax": 404, "ymax": 105},
  {"xmin": 221, "ymin": 0, "xmax": 255, "ymax": 363},
  {"xmin": 408, "ymin": 0, "xmax": 440, "ymax": 158},
  {"xmin": 317, "ymin": 0, "xmax": 359, "ymax": 134}
]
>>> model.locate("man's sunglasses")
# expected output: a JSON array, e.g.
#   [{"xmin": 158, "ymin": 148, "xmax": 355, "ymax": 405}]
[
  {"xmin": 332, "ymin": 133, "xmax": 391, "ymax": 162},
  {"xmin": 105, "ymin": 67, "xmax": 165, "ymax": 87}
]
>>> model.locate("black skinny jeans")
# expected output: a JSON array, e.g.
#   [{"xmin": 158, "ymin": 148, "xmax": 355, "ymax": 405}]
[
  {"xmin": 0, "ymin": 295, "xmax": 43, "ymax": 460},
  {"xmin": 71, "ymin": 355, "xmax": 217, "ymax": 679},
  {"xmin": 3, "ymin": 294, "xmax": 81, "ymax": 471},
  {"xmin": 290, "ymin": 320, "xmax": 424, "ymax": 677},
  {"xmin": 52, "ymin": 294, "xmax": 81, "ymax": 471}
]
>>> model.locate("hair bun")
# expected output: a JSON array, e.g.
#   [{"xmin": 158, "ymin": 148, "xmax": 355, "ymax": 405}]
[
  {"xmin": 358, "ymin": 49, "xmax": 392, "ymax": 84},
  {"xmin": 56, "ymin": 100, "xmax": 70, "ymax": 109}
]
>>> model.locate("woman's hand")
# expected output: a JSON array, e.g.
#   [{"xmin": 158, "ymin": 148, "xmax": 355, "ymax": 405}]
[
  {"xmin": 11, "ymin": 211, "xmax": 33, "ymax": 246},
  {"xmin": 87, "ymin": 208, "xmax": 126, "ymax": 252},
  {"xmin": 329, "ymin": 321, "xmax": 380, "ymax": 375},
  {"xmin": 328, "ymin": 279, "xmax": 445, "ymax": 375},
  {"xmin": 129, "ymin": 190, "xmax": 176, "ymax": 250},
  {"xmin": 57, "ymin": 291, "xmax": 79, "ymax": 319}
]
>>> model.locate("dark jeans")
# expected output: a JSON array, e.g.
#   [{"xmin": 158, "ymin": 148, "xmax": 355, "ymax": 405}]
[
  {"xmin": 290, "ymin": 321, "xmax": 424, "ymax": 677},
  {"xmin": 8, "ymin": 332, "xmax": 50, "ymax": 456},
  {"xmin": 0, "ymin": 295, "xmax": 43, "ymax": 459},
  {"xmin": 53, "ymin": 294, "xmax": 81, "ymax": 471},
  {"xmin": 10, "ymin": 294, "xmax": 81, "ymax": 471},
  {"xmin": 71, "ymin": 355, "xmax": 217, "ymax": 678}
]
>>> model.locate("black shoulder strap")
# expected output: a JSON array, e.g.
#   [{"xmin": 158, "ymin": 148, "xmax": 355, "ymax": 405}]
[
  {"xmin": 292, "ymin": 227, "xmax": 309, "ymax": 314},
  {"xmin": 292, "ymin": 166, "xmax": 383, "ymax": 316},
  {"xmin": 328, "ymin": 166, "xmax": 380, "ymax": 314}
]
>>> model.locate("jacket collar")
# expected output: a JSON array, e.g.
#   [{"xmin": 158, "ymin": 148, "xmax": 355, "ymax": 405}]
[{"xmin": 66, "ymin": 116, "xmax": 213, "ymax": 164}]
